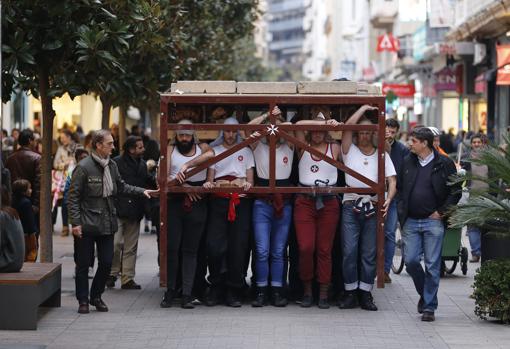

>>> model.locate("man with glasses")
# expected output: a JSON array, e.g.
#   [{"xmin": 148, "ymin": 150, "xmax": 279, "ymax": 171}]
[{"xmin": 398, "ymin": 127, "xmax": 461, "ymax": 321}]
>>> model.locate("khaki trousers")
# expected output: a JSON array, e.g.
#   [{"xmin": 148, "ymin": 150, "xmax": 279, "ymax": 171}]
[{"xmin": 110, "ymin": 218, "xmax": 141, "ymax": 285}]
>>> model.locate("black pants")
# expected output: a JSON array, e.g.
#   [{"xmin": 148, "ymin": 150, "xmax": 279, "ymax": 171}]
[
  {"xmin": 207, "ymin": 197, "xmax": 252, "ymax": 290},
  {"xmin": 167, "ymin": 198, "xmax": 207, "ymax": 296},
  {"xmin": 74, "ymin": 234, "xmax": 113, "ymax": 303}
]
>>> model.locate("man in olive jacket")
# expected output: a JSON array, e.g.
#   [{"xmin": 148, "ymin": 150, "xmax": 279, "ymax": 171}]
[{"xmin": 68, "ymin": 130, "xmax": 157, "ymax": 314}]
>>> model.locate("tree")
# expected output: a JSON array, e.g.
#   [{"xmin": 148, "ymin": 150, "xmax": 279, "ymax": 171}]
[{"xmin": 2, "ymin": 0, "xmax": 128, "ymax": 261}]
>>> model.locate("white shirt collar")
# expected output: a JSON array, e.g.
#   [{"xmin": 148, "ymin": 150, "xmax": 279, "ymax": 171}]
[{"xmin": 418, "ymin": 151, "xmax": 434, "ymax": 167}]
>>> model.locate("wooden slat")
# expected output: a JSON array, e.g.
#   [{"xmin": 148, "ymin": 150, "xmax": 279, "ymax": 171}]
[{"xmin": 0, "ymin": 263, "xmax": 61, "ymax": 285}]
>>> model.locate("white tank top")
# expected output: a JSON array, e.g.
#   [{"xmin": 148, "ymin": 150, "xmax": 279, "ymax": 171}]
[
  {"xmin": 169, "ymin": 144, "xmax": 207, "ymax": 182},
  {"xmin": 253, "ymin": 142, "xmax": 293, "ymax": 180},
  {"xmin": 298, "ymin": 143, "xmax": 338, "ymax": 186}
]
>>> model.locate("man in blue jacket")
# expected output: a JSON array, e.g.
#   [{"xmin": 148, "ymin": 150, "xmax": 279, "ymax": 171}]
[{"xmin": 398, "ymin": 127, "xmax": 461, "ymax": 322}]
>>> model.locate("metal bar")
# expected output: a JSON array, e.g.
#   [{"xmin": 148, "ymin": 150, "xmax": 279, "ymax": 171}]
[
  {"xmin": 376, "ymin": 103, "xmax": 386, "ymax": 289},
  {"xmin": 269, "ymin": 103, "xmax": 276, "ymax": 189},
  {"xmin": 167, "ymin": 130, "xmax": 268, "ymax": 187},
  {"xmin": 166, "ymin": 186, "xmax": 376, "ymax": 194},
  {"xmin": 167, "ymin": 123, "xmax": 378, "ymax": 132},
  {"xmin": 278, "ymin": 131, "xmax": 378, "ymax": 188},
  {"xmin": 159, "ymin": 101, "xmax": 169, "ymax": 287}
]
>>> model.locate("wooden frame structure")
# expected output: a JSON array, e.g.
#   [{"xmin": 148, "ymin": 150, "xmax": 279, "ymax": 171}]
[{"xmin": 159, "ymin": 92, "xmax": 388, "ymax": 288}]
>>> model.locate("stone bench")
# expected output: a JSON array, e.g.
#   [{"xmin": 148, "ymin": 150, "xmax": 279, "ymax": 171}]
[{"xmin": 0, "ymin": 262, "xmax": 61, "ymax": 330}]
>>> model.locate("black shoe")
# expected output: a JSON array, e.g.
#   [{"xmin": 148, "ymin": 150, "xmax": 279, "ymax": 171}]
[
  {"xmin": 359, "ymin": 290, "xmax": 378, "ymax": 311},
  {"xmin": 160, "ymin": 291, "xmax": 173, "ymax": 308},
  {"xmin": 121, "ymin": 280, "xmax": 142, "ymax": 290},
  {"xmin": 181, "ymin": 295, "xmax": 195, "ymax": 309},
  {"xmin": 205, "ymin": 287, "xmax": 221, "ymax": 307},
  {"xmin": 272, "ymin": 287, "xmax": 288, "ymax": 307},
  {"xmin": 78, "ymin": 302, "xmax": 89, "ymax": 314},
  {"xmin": 318, "ymin": 298, "xmax": 330, "ymax": 309},
  {"xmin": 252, "ymin": 287, "xmax": 268, "ymax": 307},
  {"xmin": 337, "ymin": 291, "xmax": 359, "ymax": 309},
  {"xmin": 226, "ymin": 289, "xmax": 242, "ymax": 308},
  {"xmin": 421, "ymin": 311, "xmax": 435, "ymax": 322},
  {"xmin": 89, "ymin": 298, "xmax": 109, "ymax": 312},
  {"xmin": 417, "ymin": 297, "xmax": 424, "ymax": 314},
  {"xmin": 106, "ymin": 276, "xmax": 116, "ymax": 289},
  {"xmin": 300, "ymin": 294, "xmax": 313, "ymax": 308}
]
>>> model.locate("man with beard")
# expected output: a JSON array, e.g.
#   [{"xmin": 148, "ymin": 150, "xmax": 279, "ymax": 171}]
[
  {"xmin": 107, "ymin": 136, "xmax": 156, "ymax": 290},
  {"xmin": 204, "ymin": 117, "xmax": 254, "ymax": 307},
  {"xmin": 68, "ymin": 130, "xmax": 158, "ymax": 314},
  {"xmin": 160, "ymin": 120, "xmax": 214, "ymax": 309},
  {"xmin": 338, "ymin": 105, "xmax": 396, "ymax": 311}
]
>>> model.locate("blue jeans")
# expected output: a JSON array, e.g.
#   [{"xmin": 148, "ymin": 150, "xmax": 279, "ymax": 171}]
[
  {"xmin": 403, "ymin": 217, "xmax": 445, "ymax": 312},
  {"xmin": 467, "ymin": 225, "xmax": 481, "ymax": 257},
  {"xmin": 253, "ymin": 200, "xmax": 292, "ymax": 287},
  {"xmin": 384, "ymin": 200, "xmax": 398, "ymax": 273},
  {"xmin": 341, "ymin": 202, "xmax": 377, "ymax": 292}
]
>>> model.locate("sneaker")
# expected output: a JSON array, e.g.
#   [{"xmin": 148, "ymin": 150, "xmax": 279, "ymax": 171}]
[
  {"xmin": 160, "ymin": 291, "xmax": 173, "ymax": 308},
  {"xmin": 271, "ymin": 288, "xmax": 287, "ymax": 307},
  {"xmin": 181, "ymin": 295, "xmax": 195, "ymax": 309},
  {"xmin": 421, "ymin": 311, "xmax": 435, "ymax": 322},
  {"xmin": 318, "ymin": 298, "xmax": 330, "ymax": 309},
  {"xmin": 89, "ymin": 298, "xmax": 108, "ymax": 312},
  {"xmin": 191, "ymin": 298, "xmax": 202, "ymax": 306},
  {"xmin": 417, "ymin": 297, "xmax": 424, "ymax": 314},
  {"xmin": 359, "ymin": 290, "xmax": 378, "ymax": 311},
  {"xmin": 252, "ymin": 287, "xmax": 268, "ymax": 307},
  {"xmin": 106, "ymin": 276, "xmax": 116, "ymax": 288},
  {"xmin": 300, "ymin": 294, "xmax": 313, "ymax": 308},
  {"xmin": 384, "ymin": 272, "xmax": 392, "ymax": 284},
  {"xmin": 121, "ymin": 280, "xmax": 142, "ymax": 290},
  {"xmin": 337, "ymin": 291, "xmax": 359, "ymax": 309},
  {"xmin": 469, "ymin": 255, "xmax": 480, "ymax": 263}
]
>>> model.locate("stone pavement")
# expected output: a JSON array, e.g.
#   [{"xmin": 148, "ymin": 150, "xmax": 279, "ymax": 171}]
[{"xmin": 1, "ymin": 228, "xmax": 509, "ymax": 349}]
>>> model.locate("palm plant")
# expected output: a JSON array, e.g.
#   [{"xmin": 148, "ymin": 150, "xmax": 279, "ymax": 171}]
[{"xmin": 449, "ymin": 136, "xmax": 510, "ymax": 235}]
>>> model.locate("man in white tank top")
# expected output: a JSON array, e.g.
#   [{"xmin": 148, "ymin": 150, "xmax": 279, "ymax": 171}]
[
  {"xmin": 203, "ymin": 117, "xmax": 255, "ymax": 308},
  {"xmin": 338, "ymin": 105, "xmax": 396, "ymax": 312},
  {"xmin": 160, "ymin": 119, "xmax": 214, "ymax": 309},
  {"xmin": 293, "ymin": 111, "xmax": 342, "ymax": 309}
]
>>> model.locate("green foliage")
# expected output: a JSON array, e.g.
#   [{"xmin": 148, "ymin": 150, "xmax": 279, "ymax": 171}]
[
  {"xmin": 472, "ymin": 259, "xmax": 510, "ymax": 323},
  {"xmin": 449, "ymin": 136, "xmax": 510, "ymax": 235}
]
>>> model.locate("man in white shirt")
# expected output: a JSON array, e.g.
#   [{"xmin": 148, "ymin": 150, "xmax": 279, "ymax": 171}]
[
  {"xmin": 204, "ymin": 118, "xmax": 255, "ymax": 307},
  {"xmin": 338, "ymin": 105, "xmax": 397, "ymax": 311}
]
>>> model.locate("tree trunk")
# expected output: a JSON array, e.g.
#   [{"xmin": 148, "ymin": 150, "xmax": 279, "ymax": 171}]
[
  {"xmin": 100, "ymin": 95, "xmax": 113, "ymax": 130},
  {"xmin": 38, "ymin": 68, "xmax": 56, "ymax": 262},
  {"xmin": 118, "ymin": 104, "xmax": 127, "ymax": 149}
]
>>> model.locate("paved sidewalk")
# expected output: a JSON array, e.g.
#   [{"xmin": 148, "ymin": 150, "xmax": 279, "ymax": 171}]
[{"xmin": 1, "ymin": 229, "xmax": 509, "ymax": 349}]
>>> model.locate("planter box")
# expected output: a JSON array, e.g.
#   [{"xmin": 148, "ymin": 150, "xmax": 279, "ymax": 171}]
[{"xmin": 481, "ymin": 232, "xmax": 510, "ymax": 263}]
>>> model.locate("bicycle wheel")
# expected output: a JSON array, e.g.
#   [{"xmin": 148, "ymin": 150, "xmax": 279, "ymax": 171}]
[{"xmin": 391, "ymin": 229, "xmax": 405, "ymax": 274}]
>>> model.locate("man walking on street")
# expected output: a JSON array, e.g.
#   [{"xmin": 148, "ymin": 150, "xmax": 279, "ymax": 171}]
[
  {"xmin": 107, "ymin": 136, "xmax": 156, "ymax": 290},
  {"xmin": 399, "ymin": 127, "xmax": 461, "ymax": 322},
  {"xmin": 68, "ymin": 130, "xmax": 158, "ymax": 314},
  {"xmin": 384, "ymin": 119, "xmax": 409, "ymax": 283}
]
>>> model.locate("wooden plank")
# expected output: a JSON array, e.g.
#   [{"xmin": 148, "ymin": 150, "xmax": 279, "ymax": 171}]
[{"xmin": 0, "ymin": 263, "xmax": 61, "ymax": 285}]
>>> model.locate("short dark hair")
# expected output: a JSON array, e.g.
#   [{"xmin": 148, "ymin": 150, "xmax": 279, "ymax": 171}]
[
  {"xmin": 123, "ymin": 136, "xmax": 143, "ymax": 153},
  {"xmin": 470, "ymin": 133, "xmax": 484, "ymax": 143},
  {"xmin": 12, "ymin": 179, "xmax": 31, "ymax": 197},
  {"xmin": 74, "ymin": 148, "xmax": 89, "ymax": 162},
  {"xmin": 385, "ymin": 118, "xmax": 400, "ymax": 130},
  {"xmin": 60, "ymin": 129, "xmax": 73, "ymax": 139},
  {"xmin": 18, "ymin": 129, "xmax": 35, "ymax": 146},
  {"xmin": 91, "ymin": 129, "xmax": 112, "ymax": 150},
  {"xmin": 410, "ymin": 127, "xmax": 434, "ymax": 150}
]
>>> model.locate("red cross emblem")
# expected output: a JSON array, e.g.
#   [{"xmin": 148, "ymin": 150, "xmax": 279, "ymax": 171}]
[
  {"xmin": 311, "ymin": 165, "xmax": 319, "ymax": 173},
  {"xmin": 238, "ymin": 155, "xmax": 244, "ymax": 162},
  {"xmin": 283, "ymin": 156, "xmax": 288, "ymax": 164}
]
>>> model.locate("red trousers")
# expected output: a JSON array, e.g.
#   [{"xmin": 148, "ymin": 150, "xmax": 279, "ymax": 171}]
[{"xmin": 293, "ymin": 196, "xmax": 339, "ymax": 285}]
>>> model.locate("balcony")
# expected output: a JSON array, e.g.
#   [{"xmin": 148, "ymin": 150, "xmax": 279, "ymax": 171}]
[{"xmin": 370, "ymin": 0, "xmax": 398, "ymax": 28}]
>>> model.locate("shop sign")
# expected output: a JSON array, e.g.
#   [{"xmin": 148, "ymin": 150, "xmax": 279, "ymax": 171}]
[
  {"xmin": 475, "ymin": 73, "xmax": 486, "ymax": 94},
  {"xmin": 435, "ymin": 42, "xmax": 474, "ymax": 56},
  {"xmin": 474, "ymin": 43, "xmax": 486, "ymax": 65},
  {"xmin": 382, "ymin": 83, "xmax": 415, "ymax": 97},
  {"xmin": 376, "ymin": 34, "xmax": 400, "ymax": 52},
  {"xmin": 398, "ymin": 98, "xmax": 414, "ymax": 108},
  {"xmin": 434, "ymin": 67, "xmax": 456, "ymax": 91},
  {"xmin": 496, "ymin": 45, "xmax": 510, "ymax": 85}
]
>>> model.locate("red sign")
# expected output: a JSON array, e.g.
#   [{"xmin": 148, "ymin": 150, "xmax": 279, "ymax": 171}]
[
  {"xmin": 376, "ymin": 34, "xmax": 400, "ymax": 52},
  {"xmin": 496, "ymin": 45, "xmax": 510, "ymax": 85},
  {"xmin": 434, "ymin": 68, "xmax": 456, "ymax": 91},
  {"xmin": 475, "ymin": 73, "xmax": 486, "ymax": 94},
  {"xmin": 382, "ymin": 83, "xmax": 415, "ymax": 97},
  {"xmin": 456, "ymin": 64, "xmax": 464, "ymax": 94}
]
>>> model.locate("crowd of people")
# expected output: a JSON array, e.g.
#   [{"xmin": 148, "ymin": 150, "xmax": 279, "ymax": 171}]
[{"xmin": 1, "ymin": 106, "xmax": 492, "ymax": 323}]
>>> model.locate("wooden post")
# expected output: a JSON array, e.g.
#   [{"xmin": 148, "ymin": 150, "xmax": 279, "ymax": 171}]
[
  {"xmin": 158, "ymin": 100, "xmax": 169, "ymax": 286},
  {"xmin": 376, "ymin": 104, "xmax": 386, "ymax": 288}
]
